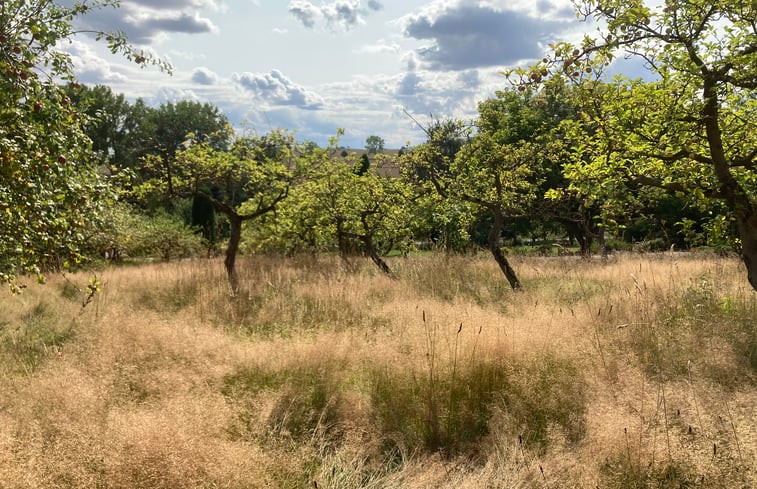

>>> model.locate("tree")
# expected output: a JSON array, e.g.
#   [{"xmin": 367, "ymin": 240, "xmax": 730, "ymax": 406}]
[
  {"xmin": 0, "ymin": 0, "xmax": 165, "ymax": 292},
  {"xmin": 524, "ymin": 0, "xmax": 757, "ymax": 290},
  {"xmin": 355, "ymin": 153, "xmax": 371, "ymax": 176},
  {"xmin": 144, "ymin": 100, "xmax": 232, "ymax": 160},
  {"xmin": 405, "ymin": 89, "xmax": 564, "ymax": 290},
  {"xmin": 88, "ymin": 203, "xmax": 203, "ymax": 262},
  {"xmin": 65, "ymin": 84, "xmax": 152, "ymax": 169},
  {"xmin": 140, "ymin": 130, "xmax": 300, "ymax": 293},
  {"xmin": 365, "ymin": 135, "xmax": 385, "ymax": 154},
  {"xmin": 249, "ymin": 152, "xmax": 412, "ymax": 275}
]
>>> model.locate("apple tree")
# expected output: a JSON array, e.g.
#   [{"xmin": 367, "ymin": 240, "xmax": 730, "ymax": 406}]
[
  {"xmin": 249, "ymin": 152, "xmax": 413, "ymax": 275},
  {"xmin": 526, "ymin": 0, "xmax": 757, "ymax": 290},
  {"xmin": 405, "ymin": 87, "xmax": 566, "ymax": 290},
  {"xmin": 140, "ymin": 131, "xmax": 304, "ymax": 292},
  {"xmin": 0, "ymin": 0, "xmax": 165, "ymax": 292}
]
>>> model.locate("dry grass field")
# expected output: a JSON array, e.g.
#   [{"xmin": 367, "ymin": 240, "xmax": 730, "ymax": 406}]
[{"xmin": 0, "ymin": 253, "xmax": 755, "ymax": 488}]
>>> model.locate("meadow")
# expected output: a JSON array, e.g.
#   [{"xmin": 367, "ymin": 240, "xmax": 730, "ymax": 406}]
[{"xmin": 0, "ymin": 252, "xmax": 754, "ymax": 488}]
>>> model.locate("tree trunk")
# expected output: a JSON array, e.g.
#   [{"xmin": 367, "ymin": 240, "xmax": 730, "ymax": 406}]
[
  {"xmin": 738, "ymin": 213, "xmax": 757, "ymax": 292},
  {"xmin": 225, "ymin": 216, "xmax": 242, "ymax": 294},
  {"xmin": 335, "ymin": 219, "xmax": 352, "ymax": 268},
  {"xmin": 597, "ymin": 226, "xmax": 608, "ymax": 259},
  {"xmin": 363, "ymin": 236, "xmax": 392, "ymax": 276},
  {"xmin": 489, "ymin": 212, "xmax": 522, "ymax": 290}
]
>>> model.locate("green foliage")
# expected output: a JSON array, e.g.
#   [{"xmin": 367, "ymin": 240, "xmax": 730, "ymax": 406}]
[
  {"xmin": 0, "ymin": 0, "xmax": 167, "ymax": 292},
  {"xmin": 64, "ymin": 84, "xmax": 152, "ymax": 168},
  {"xmin": 355, "ymin": 153, "xmax": 371, "ymax": 176},
  {"xmin": 530, "ymin": 0, "xmax": 757, "ymax": 288},
  {"xmin": 143, "ymin": 100, "xmax": 232, "ymax": 162},
  {"xmin": 246, "ymin": 151, "xmax": 413, "ymax": 274},
  {"xmin": 191, "ymin": 188, "xmax": 218, "ymax": 247},
  {"xmin": 88, "ymin": 203, "xmax": 204, "ymax": 262}
]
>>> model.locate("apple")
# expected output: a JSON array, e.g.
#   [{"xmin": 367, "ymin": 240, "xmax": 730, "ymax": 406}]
[{"xmin": 57, "ymin": 155, "xmax": 67, "ymax": 164}]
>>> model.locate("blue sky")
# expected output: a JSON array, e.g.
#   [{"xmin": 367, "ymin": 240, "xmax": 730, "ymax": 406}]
[{"xmin": 66, "ymin": 0, "xmax": 616, "ymax": 148}]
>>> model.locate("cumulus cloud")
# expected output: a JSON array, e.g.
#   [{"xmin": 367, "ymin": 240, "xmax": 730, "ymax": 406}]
[
  {"xmin": 73, "ymin": 0, "xmax": 219, "ymax": 44},
  {"xmin": 63, "ymin": 40, "xmax": 127, "ymax": 83},
  {"xmin": 288, "ymin": 0, "xmax": 382, "ymax": 31},
  {"xmin": 403, "ymin": 3, "xmax": 572, "ymax": 70},
  {"xmin": 391, "ymin": 69, "xmax": 476, "ymax": 116},
  {"xmin": 233, "ymin": 70, "xmax": 324, "ymax": 110},
  {"xmin": 397, "ymin": 72, "xmax": 422, "ymax": 97},
  {"xmin": 191, "ymin": 66, "xmax": 220, "ymax": 85},
  {"xmin": 288, "ymin": 1, "xmax": 321, "ymax": 28}
]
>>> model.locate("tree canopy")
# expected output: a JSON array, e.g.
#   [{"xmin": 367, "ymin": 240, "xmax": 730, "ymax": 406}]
[
  {"xmin": 0, "ymin": 0, "xmax": 165, "ymax": 291},
  {"xmin": 516, "ymin": 0, "xmax": 757, "ymax": 289}
]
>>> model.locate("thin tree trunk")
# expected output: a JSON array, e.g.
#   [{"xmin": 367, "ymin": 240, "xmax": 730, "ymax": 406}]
[
  {"xmin": 738, "ymin": 213, "xmax": 757, "ymax": 291},
  {"xmin": 363, "ymin": 236, "xmax": 392, "ymax": 276},
  {"xmin": 335, "ymin": 219, "xmax": 352, "ymax": 268},
  {"xmin": 489, "ymin": 212, "xmax": 522, "ymax": 290},
  {"xmin": 598, "ymin": 226, "xmax": 608, "ymax": 259},
  {"xmin": 225, "ymin": 216, "xmax": 242, "ymax": 294}
]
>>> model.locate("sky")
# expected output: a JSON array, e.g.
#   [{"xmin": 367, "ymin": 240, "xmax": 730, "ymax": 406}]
[{"xmin": 64, "ymin": 0, "xmax": 635, "ymax": 148}]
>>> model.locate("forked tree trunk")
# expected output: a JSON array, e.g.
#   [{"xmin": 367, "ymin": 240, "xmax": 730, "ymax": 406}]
[
  {"xmin": 225, "ymin": 216, "xmax": 242, "ymax": 294},
  {"xmin": 489, "ymin": 212, "xmax": 522, "ymax": 290}
]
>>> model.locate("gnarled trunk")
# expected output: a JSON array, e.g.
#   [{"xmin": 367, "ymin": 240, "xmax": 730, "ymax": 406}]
[
  {"xmin": 362, "ymin": 235, "xmax": 392, "ymax": 276},
  {"xmin": 489, "ymin": 211, "xmax": 521, "ymax": 290}
]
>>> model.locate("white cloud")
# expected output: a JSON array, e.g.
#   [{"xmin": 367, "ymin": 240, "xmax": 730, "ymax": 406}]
[
  {"xmin": 191, "ymin": 66, "xmax": 220, "ymax": 85},
  {"xmin": 63, "ymin": 40, "xmax": 127, "ymax": 83},
  {"xmin": 73, "ymin": 0, "xmax": 219, "ymax": 44},
  {"xmin": 233, "ymin": 69, "xmax": 324, "ymax": 110},
  {"xmin": 287, "ymin": 0, "xmax": 383, "ymax": 31},
  {"xmin": 354, "ymin": 40, "xmax": 401, "ymax": 54}
]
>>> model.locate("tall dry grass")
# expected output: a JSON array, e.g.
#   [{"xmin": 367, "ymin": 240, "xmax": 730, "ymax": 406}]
[{"xmin": 0, "ymin": 252, "xmax": 754, "ymax": 488}]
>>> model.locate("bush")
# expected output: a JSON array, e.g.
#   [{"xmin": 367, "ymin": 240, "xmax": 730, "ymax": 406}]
[{"xmin": 88, "ymin": 204, "xmax": 204, "ymax": 262}]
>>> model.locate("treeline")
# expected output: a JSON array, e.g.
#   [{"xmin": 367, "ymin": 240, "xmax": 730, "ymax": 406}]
[
  {"xmin": 1, "ymin": 0, "xmax": 754, "ymax": 292},
  {"xmin": 51, "ymin": 80, "xmax": 732, "ymax": 293}
]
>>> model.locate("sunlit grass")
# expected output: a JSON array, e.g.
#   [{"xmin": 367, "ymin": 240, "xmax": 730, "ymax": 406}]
[{"xmin": 0, "ymin": 252, "xmax": 754, "ymax": 487}]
